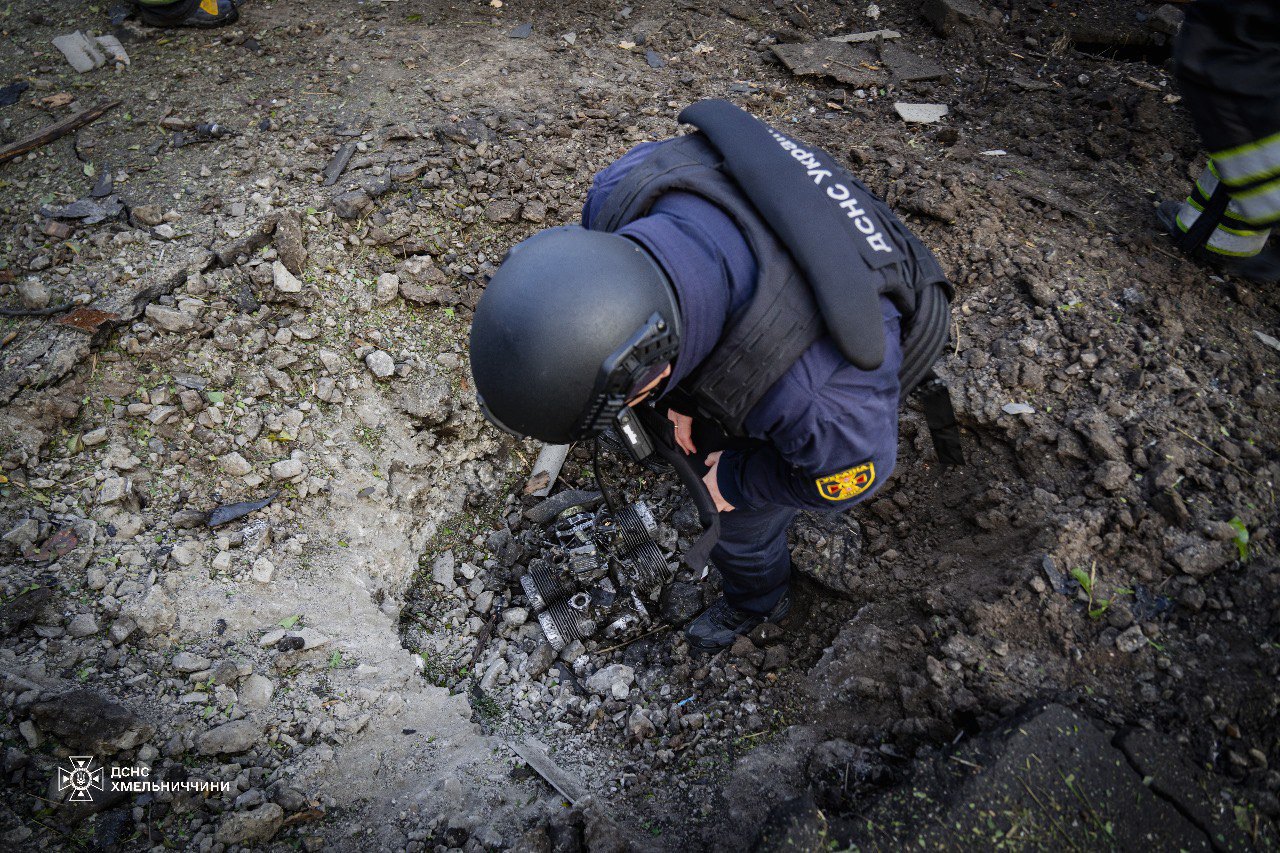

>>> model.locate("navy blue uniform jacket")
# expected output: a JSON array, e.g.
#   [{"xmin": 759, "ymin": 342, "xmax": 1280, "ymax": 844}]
[{"xmin": 583, "ymin": 140, "xmax": 902, "ymax": 512}]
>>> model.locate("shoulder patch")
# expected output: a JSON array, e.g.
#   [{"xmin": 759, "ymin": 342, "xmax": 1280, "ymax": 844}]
[{"xmin": 815, "ymin": 462, "xmax": 875, "ymax": 502}]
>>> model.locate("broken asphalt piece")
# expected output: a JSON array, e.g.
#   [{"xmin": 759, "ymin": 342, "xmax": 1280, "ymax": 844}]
[
  {"xmin": 894, "ymin": 102, "xmax": 949, "ymax": 124},
  {"xmin": 52, "ymin": 31, "xmax": 106, "ymax": 73},
  {"xmin": 510, "ymin": 738, "xmax": 585, "ymax": 803},
  {"xmin": 39, "ymin": 195, "xmax": 125, "ymax": 225},
  {"xmin": 207, "ymin": 492, "xmax": 279, "ymax": 528},
  {"xmin": 56, "ymin": 306, "xmax": 120, "ymax": 333},
  {"xmin": 0, "ymin": 81, "xmax": 29, "ymax": 107},
  {"xmin": 771, "ymin": 41, "xmax": 879, "ymax": 87},
  {"xmin": 322, "ymin": 141, "xmax": 357, "ymax": 187},
  {"xmin": 507, "ymin": 22, "xmax": 533, "ymax": 39},
  {"xmin": 645, "ymin": 49, "xmax": 664, "ymax": 69},
  {"xmin": 881, "ymin": 43, "xmax": 945, "ymax": 82},
  {"xmin": 1001, "ymin": 402, "xmax": 1035, "ymax": 415},
  {"xmin": 22, "ymin": 528, "xmax": 78, "ymax": 563},
  {"xmin": 524, "ymin": 490, "xmax": 604, "ymax": 526},
  {"xmin": 825, "ymin": 29, "xmax": 901, "ymax": 44}
]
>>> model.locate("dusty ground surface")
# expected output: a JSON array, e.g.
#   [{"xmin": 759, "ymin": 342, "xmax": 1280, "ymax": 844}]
[{"xmin": 1, "ymin": 0, "xmax": 1278, "ymax": 850}]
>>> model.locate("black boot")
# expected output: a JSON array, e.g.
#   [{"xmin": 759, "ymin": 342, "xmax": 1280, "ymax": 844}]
[
  {"xmin": 685, "ymin": 591, "xmax": 790, "ymax": 652},
  {"xmin": 136, "ymin": 0, "xmax": 239, "ymax": 29},
  {"xmin": 1157, "ymin": 200, "xmax": 1280, "ymax": 285}
]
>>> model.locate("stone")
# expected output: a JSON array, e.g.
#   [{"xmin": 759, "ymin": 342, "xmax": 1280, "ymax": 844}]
[
  {"xmin": 271, "ymin": 458, "xmax": 304, "ymax": 480},
  {"xmin": 585, "ymin": 663, "xmax": 634, "ymax": 698},
  {"xmin": 273, "ymin": 213, "xmax": 307, "ymax": 275},
  {"xmin": 169, "ymin": 542, "xmax": 197, "ymax": 567},
  {"xmin": 17, "ymin": 280, "xmax": 50, "ymax": 309},
  {"xmin": 761, "ymin": 645, "xmax": 789, "ymax": 671},
  {"xmin": 239, "ymin": 674, "xmax": 274, "ymax": 710},
  {"xmin": 396, "ymin": 256, "xmax": 454, "ymax": 305},
  {"xmin": 197, "ymin": 719, "xmax": 260, "ymax": 756},
  {"xmin": 82, "ymin": 427, "xmax": 108, "ymax": 447},
  {"xmin": 66, "ymin": 613, "xmax": 98, "ymax": 639},
  {"xmin": 131, "ymin": 204, "xmax": 164, "ymax": 227},
  {"xmin": 1165, "ymin": 533, "xmax": 1232, "ymax": 579},
  {"xmin": 3, "ymin": 518, "xmax": 39, "ymax": 549},
  {"xmin": 365, "ymin": 350, "xmax": 395, "ymax": 378},
  {"xmin": 501, "ymin": 607, "xmax": 529, "ymax": 627},
  {"xmin": 215, "ymin": 803, "xmax": 284, "ymax": 846},
  {"xmin": 627, "ymin": 709, "xmax": 657, "ymax": 740},
  {"xmin": 395, "ymin": 378, "xmax": 452, "ymax": 425},
  {"xmin": 144, "ymin": 304, "xmax": 196, "ymax": 333},
  {"xmin": 220, "ymin": 452, "xmax": 252, "ymax": 476},
  {"xmin": 485, "ymin": 199, "xmax": 521, "ymax": 222},
  {"xmin": 272, "ymin": 261, "xmax": 302, "ymax": 294},
  {"xmin": 1095, "ymin": 461, "xmax": 1132, "ymax": 492},
  {"xmin": 526, "ymin": 642, "xmax": 556, "ymax": 679},
  {"xmin": 730, "ymin": 635, "xmax": 758, "ymax": 658},
  {"xmin": 30, "ymin": 690, "xmax": 155, "ymax": 753},
  {"xmin": 432, "ymin": 551, "xmax": 456, "ymax": 591},
  {"xmin": 332, "ymin": 189, "xmax": 371, "ymax": 219},
  {"xmin": 293, "ymin": 628, "xmax": 330, "ymax": 650},
  {"xmin": 1151, "ymin": 4, "xmax": 1185, "ymax": 36},
  {"xmin": 172, "ymin": 651, "xmax": 211, "ymax": 673},
  {"xmin": 659, "ymin": 582, "xmax": 704, "ymax": 625},
  {"xmin": 375, "ymin": 273, "xmax": 400, "ymax": 305},
  {"xmin": 1115, "ymin": 625, "xmax": 1147, "ymax": 653},
  {"xmin": 250, "ymin": 556, "xmax": 275, "ymax": 584},
  {"xmin": 125, "ymin": 586, "xmax": 175, "ymax": 637}
]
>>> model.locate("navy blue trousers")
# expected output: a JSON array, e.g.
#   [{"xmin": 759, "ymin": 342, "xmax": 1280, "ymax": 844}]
[
  {"xmin": 680, "ymin": 414, "xmax": 798, "ymax": 615},
  {"xmin": 713, "ymin": 503, "xmax": 797, "ymax": 615}
]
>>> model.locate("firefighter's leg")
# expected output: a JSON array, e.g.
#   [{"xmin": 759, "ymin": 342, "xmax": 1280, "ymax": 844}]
[{"xmin": 1159, "ymin": 144, "xmax": 1280, "ymax": 284}]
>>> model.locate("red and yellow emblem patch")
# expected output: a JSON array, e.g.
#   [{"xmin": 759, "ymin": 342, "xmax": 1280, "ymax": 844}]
[{"xmin": 815, "ymin": 462, "xmax": 875, "ymax": 502}]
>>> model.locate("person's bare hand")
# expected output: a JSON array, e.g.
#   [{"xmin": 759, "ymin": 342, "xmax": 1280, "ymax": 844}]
[
  {"xmin": 668, "ymin": 409, "xmax": 696, "ymax": 455},
  {"xmin": 703, "ymin": 451, "xmax": 735, "ymax": 512}
]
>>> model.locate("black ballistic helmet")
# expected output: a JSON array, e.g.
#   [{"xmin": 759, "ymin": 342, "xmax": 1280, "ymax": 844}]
[{"xmin": 469, "ymin": 226, "xmax": 681, "ymax": 444}]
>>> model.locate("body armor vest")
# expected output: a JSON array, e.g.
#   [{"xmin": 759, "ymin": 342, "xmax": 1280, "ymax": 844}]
[{"xmin": 590, "ymin": 124, "xmax": 952, "ymax": 436}]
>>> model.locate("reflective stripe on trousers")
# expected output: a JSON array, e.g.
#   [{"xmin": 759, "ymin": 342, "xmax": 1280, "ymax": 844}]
[{"xmin": 1176, "ymin": 162, "xmax": 1276, "ymax": 257}]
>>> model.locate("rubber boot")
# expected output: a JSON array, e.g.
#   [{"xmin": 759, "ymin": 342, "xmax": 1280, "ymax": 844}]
[
  {"xmin": 136, "ymin": 0, "xmax": 239, "ymax": 29},
  {"xmin": 1157, "ymin": 200, "xmax": 1280, "ymax": 285}
]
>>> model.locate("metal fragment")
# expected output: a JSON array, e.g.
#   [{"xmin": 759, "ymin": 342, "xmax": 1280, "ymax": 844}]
[
  {"xmin": 207, "ymin": 492, "xmax": 279, "ymax": 528},
  {"xmin": 56, "ymin": 307, "xmax": 120, "ymax": 333},
  {"xmin": 23, "ymin": 528, "xmax": 78, "ymax": 563}
]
